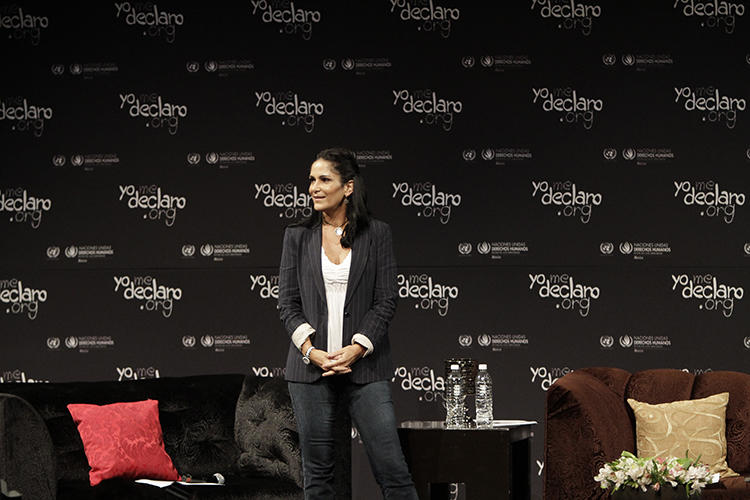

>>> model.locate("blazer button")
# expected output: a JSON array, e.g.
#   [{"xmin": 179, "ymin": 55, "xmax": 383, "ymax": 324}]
[{"xmin": 344, "ymin": 311, "xmax": 350, "ymax": 318}]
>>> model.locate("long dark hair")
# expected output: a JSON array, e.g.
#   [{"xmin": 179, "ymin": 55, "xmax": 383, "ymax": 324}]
[{"xmin": 295, "ymin": 147, "xmax": 370, "ymax": 248}]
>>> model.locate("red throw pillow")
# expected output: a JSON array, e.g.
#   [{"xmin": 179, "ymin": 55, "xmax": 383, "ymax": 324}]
[{"xmin": 67, "ymin": 399, "xmax": 179, "ymax": 486}]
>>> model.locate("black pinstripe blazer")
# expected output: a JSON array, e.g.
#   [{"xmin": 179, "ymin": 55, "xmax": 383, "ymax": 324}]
[{"xmin": 278, "ymin": 219, "xmax": 397, "ymax": 384}]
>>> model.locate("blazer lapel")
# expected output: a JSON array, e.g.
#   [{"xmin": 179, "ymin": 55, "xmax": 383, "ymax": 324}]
[
  {"xmin": 345, "ymin": 226, "xmax": 369, "ymax": 306},
  {"xmin": 306, "ymin": 225, "xmax": 325, "ymax": 303}
]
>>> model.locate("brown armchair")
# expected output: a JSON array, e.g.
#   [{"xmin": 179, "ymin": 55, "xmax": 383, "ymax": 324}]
[{"xmin": 544, "ymin": 368, "xmax": 750, "ymax": 499}]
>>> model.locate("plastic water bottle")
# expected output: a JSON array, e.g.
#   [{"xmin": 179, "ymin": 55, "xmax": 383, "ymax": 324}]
[
  {"xmin": 445, "ymin": 364, "xmax": 466, "ymax": 429},
  {"xmin": 475, "ymin": 363, "xmax": 493, "ymax": 428}
]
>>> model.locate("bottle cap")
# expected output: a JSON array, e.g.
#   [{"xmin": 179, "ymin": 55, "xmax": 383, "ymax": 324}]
[
  {"xmin": 478, "ymin": 363, "xmax": 487, "ymax": 370},
  {"xmin": 450, "ymin": 364, "xmax": 459, "ymax": 370}
]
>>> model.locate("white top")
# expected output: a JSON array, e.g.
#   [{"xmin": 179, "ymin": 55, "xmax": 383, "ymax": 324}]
[
  {"xmin": 289, "ymin": 246, "xmax": 374, "ymax": 358},
  {"xmin": 321, "ymin": 247, "xmax": 351, "ymax": 353}
]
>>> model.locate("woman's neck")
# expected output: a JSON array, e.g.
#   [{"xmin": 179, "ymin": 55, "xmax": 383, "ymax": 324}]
[{"xmin": 322, "ymin": 206, "xmax": 347, "ymax": 227}]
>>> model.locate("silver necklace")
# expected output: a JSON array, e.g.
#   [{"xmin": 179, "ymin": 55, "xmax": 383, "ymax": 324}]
[{"xmin": 323, "ymin": 218, "xmax": 347, "ymax": 236}]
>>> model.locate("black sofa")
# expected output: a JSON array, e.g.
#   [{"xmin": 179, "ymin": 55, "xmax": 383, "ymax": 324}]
[{"xmin": 0, "ymin": 374, "xmax": 351, "ymax": 500}]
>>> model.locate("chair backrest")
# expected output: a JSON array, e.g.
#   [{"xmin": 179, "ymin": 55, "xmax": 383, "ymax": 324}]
[{"xmin": 625, "ymin": 368, "xmax": 695, "ymax": 405}]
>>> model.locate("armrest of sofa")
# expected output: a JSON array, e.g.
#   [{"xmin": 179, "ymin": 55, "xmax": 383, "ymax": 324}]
[
  {"xmin": 693, "ymin": 370, "xmax": 750, "ymax": 474},
  {"xmin": 0, "ymin": 393, "xmax": 56, "ymax": 500},
  {"xmin": 234, "ymin": 376, "xmax": 303, "ymax": 489},
  {"xmin": 233, "ymin": 375, "xmax": 351, "ymax": 499},
  {"xmin": 544, "ymin": 370, "xmax": 635, "ymax": 500}
]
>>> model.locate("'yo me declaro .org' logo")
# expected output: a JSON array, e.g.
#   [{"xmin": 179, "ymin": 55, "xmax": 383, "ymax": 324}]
[
  {"xmin": 116, "ymin": 366, "xmax": 160, "ymax": 381},
  {"xmin": 673, "ymin": 87, "xmax": 745, "ymax": 129},
  {"xmin": 532, "ymin": 87, "xmax": 603, "ymax": 129},
  {"xmin": 118, "ymin": 93, "xmax": 188, "ymax": 135},
  {"xmin": 0, "ymin": 97, "xmax": 53, "ymax": 137},
  {"xmin": 392, "ymin": 90, "xmax": 463, "ymax": 131},
  {"xmin": 114, "ymin": 2, "xmax": 183, "ymax": 42},
  {"xmin": 113, "ymin": 275, "xmax": 182, "ymax": 318},
  {"xmin": 249, "ymin": 274, "xmax": 279, "ymax": 299},
  {"xmin": 392, "ymin": 366, "xmax": 445, "ymax": 402},
  {"xmin": 0, "ymin": 187, "xmax": 52, "ymax": 229},
  {"xmin": 0, "ymin": 278, "xmax": 47, "ymax": 320},
  {"xmin": 254, "ymin": 91, "xmax": 323, "ymax": 133},
  {"xmin": 673, "ymin": 180, "xmax": 745, "ymax": 224},
  {"xmin": 398, "ymin": 273, "xmax": 458, "ymax": 317},
  {"xmin": 671, "ymin": 274, "xmax": 743, "ymax": 318},
  {"xmin": 388, "ymin": 0, "xmax": 460, "ymax": 38},
  {"xmin": 251, "ymin": 366, "xmax": 285, "ymax": 377},
  {"xmin": 672, "ymin": 0, "xmax": 744, "ymax": 34},
  {"xmin": 530, "ymin": 366, "xmax": 572, "ymax": 391},
  {"xmin": 530, "ymin": 0, "xmax": 601, "ymax": 35},
  {"xmin": 118, "ymin": 184, "xmax": 187, "ymax": 227},
  {"xmin": 531, "ymin": 180, "xmax": 602, "ymax": 224},
  {"xmin": 253, "ymin": 183, "xmax": 311, "ymax": 219},
  {"xmin": 529, "ymin": 273, "xmax": 600, "ymax": 317},
  {"xmin": 0, "ymin": 369, "xmax": 47, "ymax": 383},
  {"xmin": 0, "ymin": 6, "xmax": 49, "ymax": 45},
  {"xmin": 250, "ymin": 0, "xmax": 321, "ymax": 40},
  {"xmin": 391, "ymin": 182, "xmax": 461, "ymax": 224}
]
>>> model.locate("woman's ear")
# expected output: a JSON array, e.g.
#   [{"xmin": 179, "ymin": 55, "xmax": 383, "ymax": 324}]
[{"xmin": 344, "ymin": 179, "xmax": 354, "ymax": 197}]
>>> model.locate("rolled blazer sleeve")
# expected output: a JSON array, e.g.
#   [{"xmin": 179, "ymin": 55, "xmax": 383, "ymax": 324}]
[
  {"xmin": 278, "ymin": 227, "xmax": 310, "ymax": 337},
  {"xmin": 354, "ymin": 222, "xmax": 398, "ymax": 347}
]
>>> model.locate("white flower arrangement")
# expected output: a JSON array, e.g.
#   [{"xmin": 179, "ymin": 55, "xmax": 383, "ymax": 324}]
[{"xmin": 594, "ymin": 451, "xmax": 720, "ymax": 496}]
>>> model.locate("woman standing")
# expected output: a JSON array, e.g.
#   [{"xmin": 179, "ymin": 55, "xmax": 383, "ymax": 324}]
[{"xmin": 278, "ymin": 148, "xmax": 418, "ymax": 499}]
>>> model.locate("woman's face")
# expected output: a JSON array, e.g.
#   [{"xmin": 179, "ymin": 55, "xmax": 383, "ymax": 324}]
[{"xmin": 309, "ymin": 158, "xmax": 353, "ymax": 213}]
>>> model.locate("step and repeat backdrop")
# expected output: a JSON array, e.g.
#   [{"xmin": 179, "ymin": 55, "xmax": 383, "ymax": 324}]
[{"xmin": 1, "ymin": 1, "xmax": 749, "ymax": 498}]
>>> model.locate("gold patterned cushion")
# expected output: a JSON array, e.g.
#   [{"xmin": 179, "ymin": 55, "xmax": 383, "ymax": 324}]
[{"xmin": 627, "ymin": 392, "xmax": 737, "ymax": 478}]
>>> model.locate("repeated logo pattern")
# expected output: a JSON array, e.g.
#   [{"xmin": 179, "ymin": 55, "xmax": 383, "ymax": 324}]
[{"xmin": 2, "ymin": 6, "xmax": 747, "ymax": 499}]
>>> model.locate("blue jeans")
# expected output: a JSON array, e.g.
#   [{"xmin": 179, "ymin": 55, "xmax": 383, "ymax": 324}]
[{"xmin": 288, "ymin": 378, "xmax": 418, "ymax": 500}]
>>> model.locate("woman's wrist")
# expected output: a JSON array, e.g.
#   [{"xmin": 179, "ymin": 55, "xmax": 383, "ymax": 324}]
[
  {"xmin": 293, "ymin": 323, "xmax": 316, "ymax": 351},
  {"xmin": 310, "ymin": 349, "xmax": 330, "ymax": 369},
  {"xmin": 350, "ymin": 343, "xmax": 366, "ymax": 359}
]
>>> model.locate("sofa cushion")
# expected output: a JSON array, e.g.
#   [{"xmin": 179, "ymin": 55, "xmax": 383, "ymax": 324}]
[
  {"xmin": 627, "ymin": 392, "xmax": 737, "ymax": 478},
  {"xmin": 702, "ymin": 474, "xmax": 750, "ymax": 499},
  {"xmin": 56, "ymin": 478, "xmax": 183, "ymax": 499},
  {"xmin": 694, "ymin": 371, "xmax": 750, "ymax": 474},
  {"xmin": 153, "ymin": 376, "xmax": 244, "ymax": 477},
  {"xmin": 67, "ymin": 400, "xmax": 179, "ymax": 486},
  {"xmin": 57, "ymin": 476, "xmax": 304, "ymax": 500}
]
